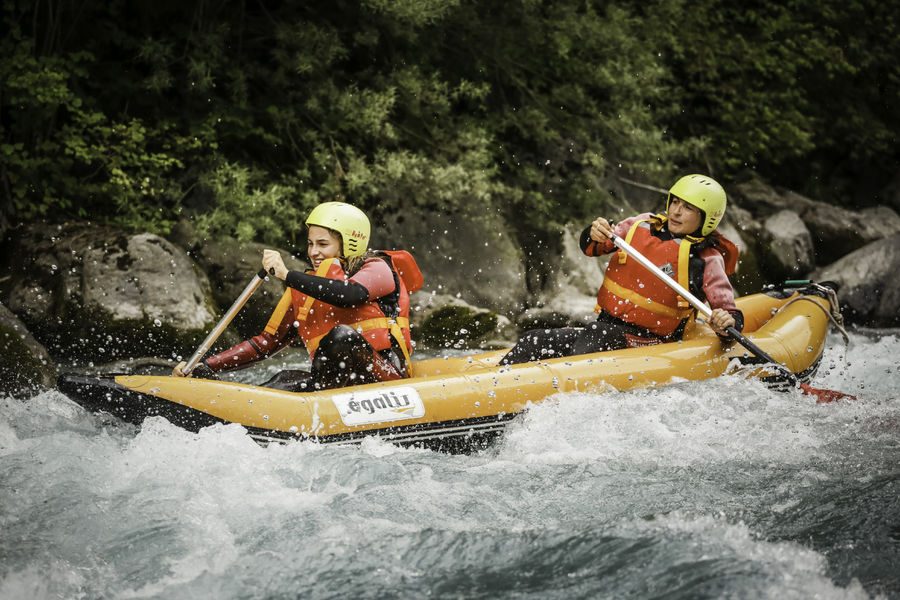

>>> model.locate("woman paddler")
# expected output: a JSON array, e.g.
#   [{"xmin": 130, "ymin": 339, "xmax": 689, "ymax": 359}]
[
  {"xmin": 502, "ymin": 174, "xmax": 743, "ymax": 364},
  {"xmin": 174, "ymin": 201, "xmax": 422, "ymax": 391}
]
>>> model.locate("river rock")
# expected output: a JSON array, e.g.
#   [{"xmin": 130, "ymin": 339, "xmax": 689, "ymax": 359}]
[
  {"xmin": 731, "ymin": 177, "xmax": 900, "ymax": 265},
  {"xmin": 410, "ymin": 291, "xmax": 514, "ymax": 349},
  {"xmin": 759, "ymin": 209, "xmax": 815, "ymax": 278},
  {"xmin": 0, "ymin": 301, "xmax": 57, "ymax": 395},
  {"xmin": 378, "ymin": 207, "xmax": 528, "ymax": 314},
  {"xmin": 811, "ymin": 233, "xmax": 900, "ymax": 326},
  {"xmin": 0, "ymin": 222, "xmax": 220, "ymax": 359},
  {"xmin": 524, "ymin": 223, "xmax": 605, "ymax": 328},
  {"xmin": 716, "ymin": 206, "xmax": 763, "ymax": 294}
]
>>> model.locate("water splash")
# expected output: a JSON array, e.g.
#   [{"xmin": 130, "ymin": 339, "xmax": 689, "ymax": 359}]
[{"xmin": 1, "ymin": 334, "xmax": 898, "ymax": 598}]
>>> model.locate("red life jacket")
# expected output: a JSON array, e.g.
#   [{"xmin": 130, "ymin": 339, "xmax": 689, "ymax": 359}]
[
  {"xmin": 596, "ymin": 218, "xmax": 697, "ymax": 337},
  {"xmin": 381, "ymin": 249, "xmax": 424, "ymax": 293},
  {"xmin": 264, "ymin": 255, "xmax": 416, "ymax": 371}
]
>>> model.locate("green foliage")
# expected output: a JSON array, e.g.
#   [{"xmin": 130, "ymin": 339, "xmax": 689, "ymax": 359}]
[
  {"xmin": 0, "ymin": 15, "xmax": 208, "ymax": 233},
  {"xmin": 193, "ymin": 163, "xmax": 304, "ymax": 246},
  {"xmin": 648, "ymin": 0, "xmax": 900, "ymax": 201},
  {"xmin": 1, "ymin": 0, "xmax": 897, "ymax": 244}
]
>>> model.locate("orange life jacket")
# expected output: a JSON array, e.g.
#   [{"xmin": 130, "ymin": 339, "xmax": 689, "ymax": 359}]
[
  {"xmin": 596, "ymin": 217, "xmax": 697, "ymax": 337},
  {"xmin": 264, "ymin": 255, "xmax": 416, "ymax": 371}
]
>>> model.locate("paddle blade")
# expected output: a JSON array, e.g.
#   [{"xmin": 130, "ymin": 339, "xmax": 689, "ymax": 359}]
[{"xmin": 800, "ymin": 383, "xmax": 857, "ymax": 403}]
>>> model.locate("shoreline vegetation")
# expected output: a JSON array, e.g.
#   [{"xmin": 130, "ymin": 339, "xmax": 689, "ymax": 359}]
[{"xmin": 3, "ymin": 2, "xmax": 898, "ymax": 236}]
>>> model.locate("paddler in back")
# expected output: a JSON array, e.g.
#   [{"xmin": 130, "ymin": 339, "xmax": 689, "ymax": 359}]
[{"xmin": 502, "ymin": 174, "xmax": 743, "ymax": 364}]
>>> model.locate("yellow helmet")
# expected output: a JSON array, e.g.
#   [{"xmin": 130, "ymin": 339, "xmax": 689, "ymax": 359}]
[
  {"xmin": 666, "ymin": 174, "xmax": 727, "ymax": 236},
  {"xmin": 305, "ymin": 201, "xmax": 371, "ymax": 258}
]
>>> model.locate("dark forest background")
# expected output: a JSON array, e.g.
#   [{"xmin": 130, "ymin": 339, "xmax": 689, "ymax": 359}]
[{"xmin": 2, "ymin": 0, "xmax": 898, "ymax": 248}]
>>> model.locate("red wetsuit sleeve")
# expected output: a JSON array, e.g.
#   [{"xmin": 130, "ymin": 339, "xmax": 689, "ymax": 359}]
[
  {"xmin": 348, "ymin": 258, "xmax": 396, "ymax": 300},
  {"xmin": 204, "ymin": 290, "xmax": 298, "ymax": 372}
]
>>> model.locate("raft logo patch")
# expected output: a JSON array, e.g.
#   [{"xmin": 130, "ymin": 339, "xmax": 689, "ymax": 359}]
[{"xmin": 332, "ymin": 386, "xmax": 425, "ymax": 426}]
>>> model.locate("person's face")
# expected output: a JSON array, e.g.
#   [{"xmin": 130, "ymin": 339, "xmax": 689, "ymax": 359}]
[
  {"xmin": 667, "ymin": 197, "xmax": 703, "ymax": 236},
  {"xmin": 307, "ymin": 225, "xmax": 342, "ymax": 268}
]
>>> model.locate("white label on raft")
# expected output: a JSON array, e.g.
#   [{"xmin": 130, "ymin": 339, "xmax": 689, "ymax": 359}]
[{"xmin": 332, "ymin": 386, "xmax": 425, "ymax": 426}]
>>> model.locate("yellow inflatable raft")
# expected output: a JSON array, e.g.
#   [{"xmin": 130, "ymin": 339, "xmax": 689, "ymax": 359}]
[{"xmin": 58, "ymin": 286, "xmax": 837, "ymax": 451}]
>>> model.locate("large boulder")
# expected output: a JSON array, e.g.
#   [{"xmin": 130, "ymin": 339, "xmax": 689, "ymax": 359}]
[
  {"xmin": 0, "ymin": 301, "xmax": 56, "ymax": 395},
  {"xmin": 758, "ymin": 209, "xmax": 816, "ymax": 278},
  {"xmin": 378, "ymin": 206, "xmax": 528, "ymax": 315},
  {"xmin": 731, "ymin": 178, "xmax": 900, "ymax": 265},
  {"xmin": 0, "ymin": 222, "xmax": 220, "ymax": 359},
  {"xmin": 720, "ymin": 206, "xmax": 766, "ymax": 295},
  {"xmin": 811, "ymin": 234, "xmax": 900, "ymax": 326}
]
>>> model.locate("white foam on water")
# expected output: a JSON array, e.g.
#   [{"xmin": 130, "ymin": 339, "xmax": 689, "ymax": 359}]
[
  {"xmin": 1, "ymin": 333, "xmax": 898, "ymax": 598},
  {"xmin": 622, "ymin": 512, "xmax": 870, "ymax": 599},
  {"xmin": 816, "ymin": 331, "xmax": 900, "ymax": 398},
  {"xmin": 497, "ymin": 377, "xmax": 828, "ymax": 468}
]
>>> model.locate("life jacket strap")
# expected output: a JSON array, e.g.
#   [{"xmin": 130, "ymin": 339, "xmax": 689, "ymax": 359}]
[
  {"xmin": 598, "ymin": 278, "xmax": 695, "ymax": 320},
  {"xmin": 617, "ymin": 219, "xmax": 646, "ymax": 264},
  {"xmin": 387, "ymin": 320, "xmax": 413, "ymax": 376},
  {"xmin": 677, "ymin": 236, "xmax": 693, "ymax": 309}
]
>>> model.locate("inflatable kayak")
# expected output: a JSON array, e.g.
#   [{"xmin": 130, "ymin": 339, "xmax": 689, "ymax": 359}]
[{"xmin": 58, "ymin": 284, "xmax": 838, "ymax": 452}]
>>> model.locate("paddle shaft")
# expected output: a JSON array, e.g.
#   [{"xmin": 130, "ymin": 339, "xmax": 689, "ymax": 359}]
[
  {"xmin": 609, "ymin": 233, "xmax": 798, "ymax": 385},
  {"xmin": 183, "ymin": 268, "xmax": 268, "ymax": 375}
]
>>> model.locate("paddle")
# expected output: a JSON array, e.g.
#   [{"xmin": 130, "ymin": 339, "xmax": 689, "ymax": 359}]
[
  {"xmin": 182, "ymin": 268, "xmax": 269, "ymax": 375},
  {"xmin": 608, "ymin": 233, "xmax": 854, "ymax": 403}
]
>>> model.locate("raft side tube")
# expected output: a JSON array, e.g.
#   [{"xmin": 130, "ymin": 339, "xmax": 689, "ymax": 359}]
[{"xmin": 57, "ymin": 374, "xmax": 225, "ymax": 432}]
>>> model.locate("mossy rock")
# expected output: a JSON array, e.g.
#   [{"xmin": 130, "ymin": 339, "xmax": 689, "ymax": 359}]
[
  {"xmin": 0, "ymin": 303, "xmax": 57, "ymax": 395},
  {"xmin": 1, "ymin": 223, "xmax": 226, "ymax": 361},
  {"xmin": 417, "ymin": 305, "xmax": 498, "ymax": 349}
]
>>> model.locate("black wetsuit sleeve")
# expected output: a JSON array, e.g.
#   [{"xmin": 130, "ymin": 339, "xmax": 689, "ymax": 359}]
[
  {"xmin": 284, "ymin": 271, "xmax": 370, "ymax": 307},
  {"xmin": 579, "ymin": 225, "xmax": 594, "ymax": 253}
]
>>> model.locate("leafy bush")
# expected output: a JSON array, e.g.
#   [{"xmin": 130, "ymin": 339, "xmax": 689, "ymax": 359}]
[
  {"xmin": 192, "ymin": 163, "xmax": 305, "ymax": 246},
  {"xmin": 2, "ymin": 0, "xmax": 896, "ymax": 243}
]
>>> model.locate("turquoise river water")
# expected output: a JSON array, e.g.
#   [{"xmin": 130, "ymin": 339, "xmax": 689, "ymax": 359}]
[{"xmin": 1, "ymin": 330, "xmax": 898, "ymax": 599}]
